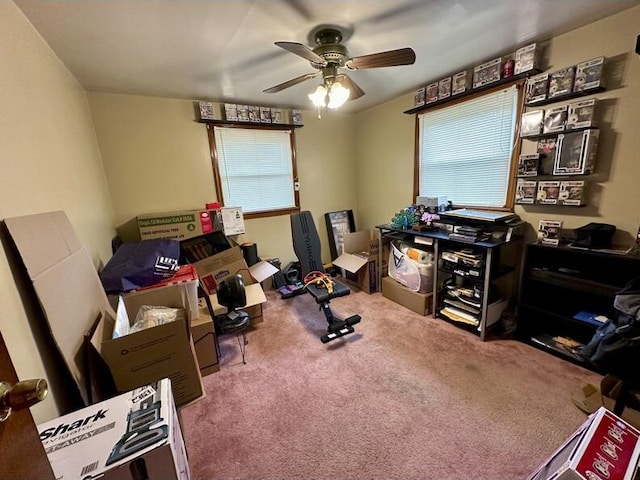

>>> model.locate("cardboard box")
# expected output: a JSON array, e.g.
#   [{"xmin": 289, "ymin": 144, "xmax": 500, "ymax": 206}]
[
  {"xmin": 602, "ymin": 376, "xmax": 640, "ymax": 430},
  {"xmin": 191, "ymin": 300, "xmax": 220, "ymax": 376},
  {"xmin": 416, "ymin": 196, "xmax": 448, "ymax": 212},
  {"xmin": 91, "ymin": 281, "xmax": 204, "ymax": 408},
  {"xmin": 129, "ymin": 264, "xmax": 200, "ymax": 317},
  {"xmin": 5, "ymin": 211, "xmax": 120, "ymax": 405},
  {"xmin": 193, "ymin": 245, "xmax": 275, "ymax": 302},
  {"xmin": 38, "ymin": 378, "xmax": 190, "ymax": 480},
  {"xmin": 194, "ymin": 246, "xmax": 254, "ymax": 295},
  {"xmin": 381, "ymin": 276, "xmax": 433, "ymax": 316},
  {"xmin": 137, "ymin": 209, "xmax": 222, "ymax": 241},
  {"xmin": 528, "ymin": 407, "xmax": 640, "ymax": 480},
  {"xmin": 333, "ymin": 230, "xmax": 379, "ymax": 294}
]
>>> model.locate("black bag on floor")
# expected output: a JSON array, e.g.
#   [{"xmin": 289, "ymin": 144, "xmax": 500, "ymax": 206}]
[{"xmin": 578, "ymin": 277, "xmax": 640, "ymax": 380}]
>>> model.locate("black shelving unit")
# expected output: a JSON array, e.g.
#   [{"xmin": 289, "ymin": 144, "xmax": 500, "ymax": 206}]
[
  {"xmin": 377, "ymin": 222, "xmax": 524, "ymax": 341},
  {"xmin": 516, "ymin": 243, "xmax": 640, "ymax": 370}
]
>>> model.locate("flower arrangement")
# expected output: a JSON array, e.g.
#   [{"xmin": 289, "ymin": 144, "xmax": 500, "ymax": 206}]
[
  {"xmin": 390, "ymin": 206, "xmax": 419, "ymax": 229},
  {"xmin": 421, "ymin": 212, "xmax": 440, "ymax": 224}
]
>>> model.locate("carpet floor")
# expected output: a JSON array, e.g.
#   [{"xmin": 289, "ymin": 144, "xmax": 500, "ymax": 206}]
[{"xmin": 180, "ymin": 288, "xmax": 601, "ymax": 479}]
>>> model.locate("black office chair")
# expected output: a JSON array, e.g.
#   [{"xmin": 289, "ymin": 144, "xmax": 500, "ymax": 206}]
[
  {"xmin": 217, "ymin": 274, "xmax": 250, "ymax": 364},
  {"xmin": 290, "ymin": 211, "xmax": 361, "ymax": 343}
]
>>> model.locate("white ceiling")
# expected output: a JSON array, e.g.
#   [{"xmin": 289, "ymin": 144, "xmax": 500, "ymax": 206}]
[{"xmin": 14, "ymin": 0, "xmax": 639, "ymax": 113}]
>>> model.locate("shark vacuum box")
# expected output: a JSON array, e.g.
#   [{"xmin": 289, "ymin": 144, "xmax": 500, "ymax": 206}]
[
  {"xmin": 528, "ymin": 407, "xmax": 640, "ymax": 480},
  {"xmin": 38, "ymin": 378, "xmax": 190, "ymax": 480}
]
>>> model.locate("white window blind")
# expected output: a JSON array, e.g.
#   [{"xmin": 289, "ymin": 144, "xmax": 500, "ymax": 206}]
[
  {"xmin": 214, "ymin": 127, "xmax": 295, "ymax": 214},
  {"xmin": 418, "ymin": 86, "xmax": 518, "ymax": 208}
]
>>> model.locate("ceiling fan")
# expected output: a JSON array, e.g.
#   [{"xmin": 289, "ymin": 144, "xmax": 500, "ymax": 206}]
[{"xmin": 263, "ymin": 26, "xmax": 416, "ymax": 108}]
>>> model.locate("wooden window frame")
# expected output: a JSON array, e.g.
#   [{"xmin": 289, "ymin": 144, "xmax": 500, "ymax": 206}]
[
  {"xmin": 206, "ymin": 123, "xmax": 301, "ymax": 219},
  {"xmin": 412, "ymin": 80, "xmax": 526, "ymax": 211}
]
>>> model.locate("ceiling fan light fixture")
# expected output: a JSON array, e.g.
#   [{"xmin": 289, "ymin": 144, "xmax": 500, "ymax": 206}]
[
  {"xmin": 327, "ymin": 81, "xmax": 350, "ymax": 109},
  {"xmin": 308, "ymin": 81, "xmax": 350, "ymax": 109},
  {"xmin": 308, "ymin": 84, "xmax": 328, "ymax": 107}
]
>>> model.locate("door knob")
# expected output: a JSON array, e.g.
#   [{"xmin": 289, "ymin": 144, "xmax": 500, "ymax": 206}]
[{"xmin": 0, "ymin": 378, "xmax": 48, "ymax": 422}]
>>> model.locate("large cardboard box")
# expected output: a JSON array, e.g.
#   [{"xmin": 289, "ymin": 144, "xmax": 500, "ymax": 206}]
[
  {"xmin": 38, "ymin": 378, "xmax": 190, "ymax": 480},
  {"xmin": 528, "ymin": 407, "xmax": 640, "ymax": 480},
  {"xmin": 194, "ymin": 246, "xmax": 254, "ymax": 295},
  {"xmin": 5, "ymin": 211, "xmax": 117, "ymax": 405},
  {"xmin": 137, "ymin": 209, "xmax": 222, "ymax": 241},
  {"xmin": 382, "ymin": 276, "xmax": 433, "ymax": 316},
  {"xmin": 333, "ymin": 230, "xmax": 379, "ymax": 294},
  {"xmin": 92, "ymin": 282, "xmax": 204, "ymax": 408},
  {"xmin": 192, "ymin": 300, "xmax": 220, "ymax": 376}
]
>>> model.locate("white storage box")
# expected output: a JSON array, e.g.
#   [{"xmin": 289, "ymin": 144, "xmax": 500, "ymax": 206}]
[{"xmin": 38, "ymin": 378, "xmax": 190, "ymax": 480}]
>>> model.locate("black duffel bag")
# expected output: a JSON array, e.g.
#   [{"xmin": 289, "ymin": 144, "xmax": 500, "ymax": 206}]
[
  {"xmin": 578, "ymin": 277, "xmax": 640, "ymax": 380},
  {"xmin": 99, "ymin": 238, "xmax": 181, "ymax": 293}
]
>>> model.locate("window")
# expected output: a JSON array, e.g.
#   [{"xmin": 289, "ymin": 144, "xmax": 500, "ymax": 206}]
[
  {"xmin": 208, "ymin": 125, "xmax": 299, "ymax": 218},
  {"xmin": 416, "ymin": 85, "xmax": 522, "ymax": 209}
]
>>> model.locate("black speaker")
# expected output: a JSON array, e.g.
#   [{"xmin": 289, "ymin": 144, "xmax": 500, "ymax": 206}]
[
  {"xmin": 283, "ymin": 262, "xmax": 301, "ymax": 285},
  {"xmin": 636, "ymin": 34, "xmax": 640, "ymax": 55}
]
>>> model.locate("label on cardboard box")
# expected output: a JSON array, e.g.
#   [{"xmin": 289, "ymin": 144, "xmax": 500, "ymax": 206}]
[
  {"xmin": 137, "ymin": 209, "xmax": 222, "ymax": 241},
  {"xmin": 38, "ymin": 378, "xmax": 190, "ymax": 480},
  {"xmin": 221, "ymin": 207, "xmax": 245, "ymax": 235}
]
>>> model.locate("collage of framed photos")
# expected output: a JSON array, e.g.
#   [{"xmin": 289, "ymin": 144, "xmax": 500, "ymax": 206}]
[
  {"xmin": 413, "ymin": 42, "xmax": 541, "ymax": 108},
  {"xmin": 197, "ymin": 101, "xmax": 303, "ymax": 126}
]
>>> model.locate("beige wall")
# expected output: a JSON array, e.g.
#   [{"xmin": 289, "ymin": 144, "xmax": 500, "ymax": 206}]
[
  {"xmin": 516, "ymin": 5, "xmax": 640, "ymax": 243},
  {"xmin": 353, "ymin": 95, "xmax": 416, "ymax": 229},
  {"xmin": 355, "ymin": 5, "xmax": 640, "ymax": 246},
  {"xmin": 88, "ymin": 94, "xmax": 357, "ymax": 266},
  {"xmin": 3, "ymin": 0, "xmax": 639, "ymax": 425},
  {"xmin": 0, "ymin": 2, "xmax": 115, "ymax": 422}
]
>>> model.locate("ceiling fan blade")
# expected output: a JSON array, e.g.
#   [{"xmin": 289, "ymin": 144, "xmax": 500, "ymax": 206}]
[
  {"xmin": 337, "ymin": 74, "xmax": 365, "ymax": 100},
  {"xmin": 347, "ymin": 47, "xmax": 416, "ymax": 69},
  {"xmin": 274, "ymin": 41, "xmax": 325, "ymax": 64},
  {"xmin": 263, "ymin": 72, "xmax": 318, "ymax": 93}
]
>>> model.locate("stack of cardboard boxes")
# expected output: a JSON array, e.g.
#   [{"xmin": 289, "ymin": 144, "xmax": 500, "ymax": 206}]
[{"xmin": 5, "ymin": 207, "xmax": 269, "ymax": 411}]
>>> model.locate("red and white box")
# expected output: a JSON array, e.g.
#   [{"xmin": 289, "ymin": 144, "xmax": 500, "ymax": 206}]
[{"xmin": 528, "ymin": 407, "xmax": 640, "ymax": 480}]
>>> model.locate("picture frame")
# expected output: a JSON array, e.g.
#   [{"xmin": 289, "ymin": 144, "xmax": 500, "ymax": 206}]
[{"xmin": 324, "ymin": 210, "xmax": 356, "ymax": 260}]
